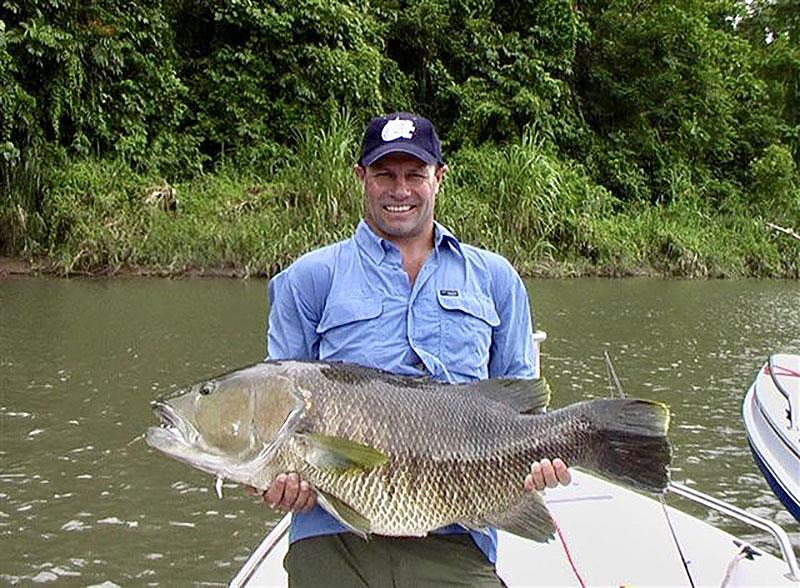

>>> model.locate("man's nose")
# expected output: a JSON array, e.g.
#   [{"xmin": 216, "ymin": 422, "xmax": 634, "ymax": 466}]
[{"xmin": 392, "ymin": 176, "xmax": 412, "ymax": 197}]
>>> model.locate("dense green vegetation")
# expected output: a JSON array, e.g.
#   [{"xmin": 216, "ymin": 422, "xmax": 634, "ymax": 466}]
[{"xmin": 1, "ymin": 0, "xmax": 798, "ymax": 277}]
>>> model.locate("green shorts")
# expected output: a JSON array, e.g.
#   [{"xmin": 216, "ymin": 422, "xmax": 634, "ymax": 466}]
[{"xmin": 284, "ymin": 532, "xmax": 507, "ymax": 588}]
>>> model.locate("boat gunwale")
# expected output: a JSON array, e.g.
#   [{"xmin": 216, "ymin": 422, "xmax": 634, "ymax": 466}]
[
  {"xmin": 767, "ymin": 354, "xmax": 800, "ymax": 433},
  {"xmin": 752, "ymin": 382, "xmax": 800, "ymax": 461}
]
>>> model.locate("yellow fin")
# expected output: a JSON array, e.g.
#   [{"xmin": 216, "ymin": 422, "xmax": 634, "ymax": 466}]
[{"xmin": 299, "ymin": 433, "xmax": 389, "ymax": 473}]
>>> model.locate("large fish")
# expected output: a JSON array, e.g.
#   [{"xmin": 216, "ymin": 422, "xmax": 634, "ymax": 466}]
[{"xmin": 146, "ymin": 360, "xmax": 670, "ymax": 542}]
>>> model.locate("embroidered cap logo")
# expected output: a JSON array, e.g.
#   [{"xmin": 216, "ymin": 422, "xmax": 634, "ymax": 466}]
[{"xmin": 381, "ymin": 118, "xmax": 415, "ymax": 142}]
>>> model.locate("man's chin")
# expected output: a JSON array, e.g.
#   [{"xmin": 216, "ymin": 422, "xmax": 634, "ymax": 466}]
[{"xmin": 380, "ymin": 225, "xmax": 426, "ymax": 242}]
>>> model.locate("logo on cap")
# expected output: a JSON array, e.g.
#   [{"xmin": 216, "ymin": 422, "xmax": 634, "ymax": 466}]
[{"xmin": 381, "ymin": 118, "xmax": 415, "ymax": 142}]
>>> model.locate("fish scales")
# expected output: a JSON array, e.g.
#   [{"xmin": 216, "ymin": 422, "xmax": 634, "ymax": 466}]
[
  {"xmin": 275, "ymin": 362, "xmax": 590, "ymax": 535},
  {"xmin": 147, "ymin": 360, "xmax": 671, "ymax": 541}
]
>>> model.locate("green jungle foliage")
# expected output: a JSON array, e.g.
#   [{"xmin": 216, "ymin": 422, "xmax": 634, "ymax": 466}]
[{"xmin": 1, "ymin": 0, "xmax": 798, "ymax": 276}]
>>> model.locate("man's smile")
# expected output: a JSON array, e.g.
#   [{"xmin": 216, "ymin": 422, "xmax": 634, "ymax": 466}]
[{"xmin": 384, "ymin": 204, "xmax": 415, "ymax": 213}]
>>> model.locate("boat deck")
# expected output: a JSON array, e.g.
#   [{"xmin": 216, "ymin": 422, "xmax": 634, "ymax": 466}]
[{"xmin": 232, "ymin": 471, "xmax": 798, "ymax": 586}]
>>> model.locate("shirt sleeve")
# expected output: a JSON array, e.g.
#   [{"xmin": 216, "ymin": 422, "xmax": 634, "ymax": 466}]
[
  {"xmin": 488, "ymin": 267, "xmax": 537, "ymax": 379},
  {"xmin": 267, "ymin": 269, "xmax": 322, "ymax": 361}
]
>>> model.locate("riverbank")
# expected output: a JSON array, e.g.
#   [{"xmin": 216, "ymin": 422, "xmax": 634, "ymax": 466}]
[
  {"xmin": 0, "ymin": 257, "xmax": 31, "ymax": 278},
  {"xmin": 0, "ymin": 256, "xmax": 264, "ymax": 279},
  {"xmin": 3, "ymin": 126, "xmax": 798, "ymax": 280},
  {"xmin": 0, "ymin": 255, "xmax": 631, "ymax": 279},
  {"xmin": 2, "ymin": 240, "xmax": 796, "ymax": 280}
]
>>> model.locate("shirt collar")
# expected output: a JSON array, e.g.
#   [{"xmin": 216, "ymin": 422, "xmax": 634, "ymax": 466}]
[
  {"xmin": 434, "ymin": 221, "xmax": 463, "ymax": 256},
  {"xmin": 355, "ymin": 220, "xmax": 388, "ymax": 264},
  {"xmin": 355, "ymin": 219, "xmax": 463, "ymax": 264}
]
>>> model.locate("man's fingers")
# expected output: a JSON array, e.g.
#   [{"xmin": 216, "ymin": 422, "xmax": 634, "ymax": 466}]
[
  {"xmin": 539, "ymin": 458, "xmax": 560, "ymax": 488},
  {"xmin": 553, "ymin": 458, "xmax": 571, "ymax": 486},
  {"xmin": 296, "ymin": 481, "xmax": 317, "ymax": 513},
  {"xmin": 528, "ymin": 460, "xmax": 545, "ymax": 491},
  {"xmin": 259, "ymin": 473, "xmax": 315, "ymax": 512},
  {"xmin": 263, "ymin": 473, "xmax": 287, "ymax": 507},
  {"xmin": 525, "ymin": 458, "xmax": 572, "ymax": 492},
  {"xmin": 523, "ymin": 472, "xmax": 536, "ymax": 492},
  {"xmin": 278, "ymin": 473, "xmax": 301, "ymax": 510}
]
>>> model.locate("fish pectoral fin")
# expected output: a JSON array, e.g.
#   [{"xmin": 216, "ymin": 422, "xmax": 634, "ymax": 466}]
[
  {"xmin": 479, "ymin": 492, "xmax": 556, "ymax": 543},
  {"xmin": 298, "ymin": 433, "xmax": 389, "ymax": 473},
  {"xmin": 316, "ymin": 490, "xmax": 371, "ymax": 540}
]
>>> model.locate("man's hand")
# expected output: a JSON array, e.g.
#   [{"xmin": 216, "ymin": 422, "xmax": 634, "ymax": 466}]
[
  {"xmin": 246, "ymin": 472, "xmax": 317, "ymax": 513},
  {"xmin": 524, "ymin": 458, "xmax": 571, "ymax": 492}
]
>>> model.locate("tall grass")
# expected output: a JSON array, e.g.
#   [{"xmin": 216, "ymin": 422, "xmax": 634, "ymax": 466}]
[
  {"xmin": 4, "ymin": 117, "xmax": 799, "ymax": 278},
  {"xmin": 0, "ymin": 142, "xmax": 47, "ymax": 256}
]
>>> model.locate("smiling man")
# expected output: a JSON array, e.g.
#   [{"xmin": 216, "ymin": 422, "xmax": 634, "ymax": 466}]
[
  {"xmin": 354, "ymin": 115, "xmax": 447, "ymax": 288},
  {"xmin": 258, "ymin": 113, "xmax": 570, "ymax": 586}
]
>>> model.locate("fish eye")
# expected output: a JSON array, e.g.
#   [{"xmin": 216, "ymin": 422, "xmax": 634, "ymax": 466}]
[{"xmin": 199, "ymin": 382, "xmax": 215, "ymax": 396}]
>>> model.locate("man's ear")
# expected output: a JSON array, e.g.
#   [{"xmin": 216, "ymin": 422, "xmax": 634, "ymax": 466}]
[
  {"xmin": 435, "ymin": 164, "xmax": 449, "ymax": 184},
  {"xmin": 354, "ymin": 164, "xmax": 366, "ymax": 181}
]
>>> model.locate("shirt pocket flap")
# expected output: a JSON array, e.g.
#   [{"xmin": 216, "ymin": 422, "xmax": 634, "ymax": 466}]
[
  {"xmin": 316, "ymin": 297, "xmax": 383, "ymax": 334},
  {"xmin": 436, "ymin": 292, "xmax": 500, "ymax": 327}
]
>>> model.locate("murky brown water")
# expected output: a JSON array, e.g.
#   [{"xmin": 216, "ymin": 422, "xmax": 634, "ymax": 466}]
[{"xmin": 1, "ymin": 276, "xmax": 798, "ymax": 584}]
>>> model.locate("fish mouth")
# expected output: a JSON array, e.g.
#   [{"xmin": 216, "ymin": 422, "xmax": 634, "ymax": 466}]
[
  {"xmin": 150, "ymin": 400, "xmax": 201, "ymax": 446},
  {"xmin": 146, "ymin": 400, "xmax": 255, "ymax": 484}
]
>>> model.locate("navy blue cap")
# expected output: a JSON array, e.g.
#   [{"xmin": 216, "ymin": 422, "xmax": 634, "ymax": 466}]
[{"xmin": 359, "ymin": 112, "xmax": 445, "ymax": 167}]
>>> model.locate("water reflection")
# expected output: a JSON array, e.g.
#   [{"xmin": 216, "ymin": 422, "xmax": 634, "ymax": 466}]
[{"xmin": 1, "ymin": 276, "xmax": 798, "ymax": 584}]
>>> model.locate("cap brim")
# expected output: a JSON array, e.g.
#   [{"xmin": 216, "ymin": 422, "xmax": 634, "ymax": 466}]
[{"xmin": 360, "ymin": 143, "xmax": 438, "ymax": 167}]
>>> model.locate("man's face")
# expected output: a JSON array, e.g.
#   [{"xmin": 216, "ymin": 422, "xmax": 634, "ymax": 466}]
[{"xmin": 355, "ymin": 152, "xmax": 447, "ymax": 244}]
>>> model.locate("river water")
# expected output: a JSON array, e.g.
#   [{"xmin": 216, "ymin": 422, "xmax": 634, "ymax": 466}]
[{"xmin": 1, "ymin": 276, "xmax": 798, "ymax": 585}]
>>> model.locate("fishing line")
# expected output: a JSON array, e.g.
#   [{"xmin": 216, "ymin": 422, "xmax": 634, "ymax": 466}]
[
  {"xmin": 604, "ymin": 351, "xmax": 625, "ymax": 398},
  {"xmin": 553, "ymin": 517, "xmax": 588, "ymax": 588},
  {"xmin": 659, "ymin": 494, "xmax": 696, "ymax": 587}
]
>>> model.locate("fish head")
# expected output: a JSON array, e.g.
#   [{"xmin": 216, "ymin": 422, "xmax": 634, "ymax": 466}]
[{"xmin": 146, "ymin": 363, "xmax": 304, "ymax": 485}]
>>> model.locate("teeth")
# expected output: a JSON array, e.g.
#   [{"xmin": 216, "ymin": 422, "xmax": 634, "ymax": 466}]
[{"xmin": 385, "ymin": 205, "xmax": 412, "ymax": 212}]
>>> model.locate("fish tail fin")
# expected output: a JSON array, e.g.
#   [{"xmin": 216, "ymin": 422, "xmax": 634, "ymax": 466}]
[{"xmin": 571, "ymin": 398, "xmax": 671, "ymax": 493}]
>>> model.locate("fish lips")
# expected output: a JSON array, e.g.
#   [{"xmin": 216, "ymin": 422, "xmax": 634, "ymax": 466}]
[{"xmin": 146, "ymin": 400, "xmax": 201, "ymax": 450}]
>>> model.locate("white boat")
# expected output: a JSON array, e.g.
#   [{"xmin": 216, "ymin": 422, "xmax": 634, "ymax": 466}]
[
  {"xmin": 743, "ymin": 353, "xmax": 800, "ymax": 522},
  {"xmin": 230, "ymin": 472, "xmax": 800, "ymax": 587}
]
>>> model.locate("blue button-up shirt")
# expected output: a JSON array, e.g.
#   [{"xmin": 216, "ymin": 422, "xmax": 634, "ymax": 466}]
[{"xmin": 267, "ymin": 220, "xmax": 538, "ymax": 563}]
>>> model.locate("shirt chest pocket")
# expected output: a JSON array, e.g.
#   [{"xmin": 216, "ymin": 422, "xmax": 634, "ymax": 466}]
[
  {"xmin": 437, "ymin": 292, "xmax": 500, "ymax": 372},
  {"xmin": 316, "ymin": 296, "xmax": 384, "ymax": 366}
]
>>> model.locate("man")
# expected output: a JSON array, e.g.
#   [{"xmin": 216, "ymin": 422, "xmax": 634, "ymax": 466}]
[{"xmin": 255, "ymin": 112, "xmax": 570, "ymax": 586}]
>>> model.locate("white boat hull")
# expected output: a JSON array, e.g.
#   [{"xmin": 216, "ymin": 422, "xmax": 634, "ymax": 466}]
[{"xmin": 743, "ymin": 354, "xmax": 800, "ymax": 522}]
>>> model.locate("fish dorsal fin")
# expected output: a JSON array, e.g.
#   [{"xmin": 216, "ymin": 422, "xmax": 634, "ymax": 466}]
[
  {"xmin": 462, "ymin": 377, "xmax": 551, "ymax": 414},
  {"xmin": 316, "ymin": 490, "xmax": 371, "ymax": 539},
  {"xmin": 297, "ymin": 433, "xmax": 389, "ymax": 473},
  {"xmin": 475, "ymin": 492, "xmax": 556, "ymax": 543}
]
